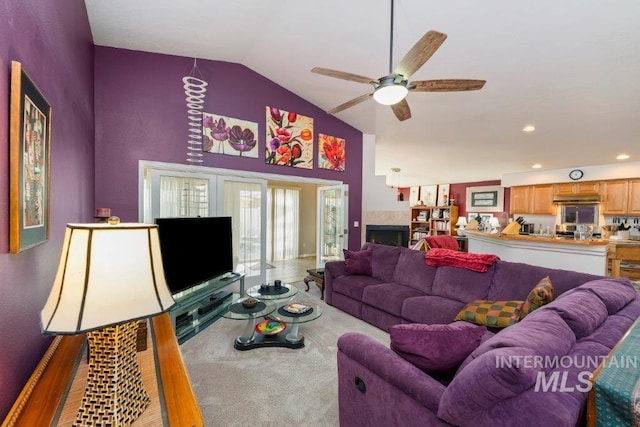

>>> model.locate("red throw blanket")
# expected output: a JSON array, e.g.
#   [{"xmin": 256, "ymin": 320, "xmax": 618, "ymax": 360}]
[
  {"xmin": 424, "ymin": 235, "xmax": 460, "ymax": 251},
  {"xmin": 425, "ymin": 248, "xmax": 500, "ymax": 273}
]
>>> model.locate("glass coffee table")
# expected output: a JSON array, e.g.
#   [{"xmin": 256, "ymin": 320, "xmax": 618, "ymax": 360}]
[
  {"xmin": 223, "ymin": 283, "xmax": 322, "ymax": 350},
  {"xmin": 221, "ymin": 297, "xmax": 278, "ymax": 350}
]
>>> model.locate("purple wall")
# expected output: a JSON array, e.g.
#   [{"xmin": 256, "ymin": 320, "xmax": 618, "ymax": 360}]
[
  {"xmin": 0, "ymin": 0, "xmax": 94, "ymax": 419},
  {"xmin": 94, "ymin": 47, "xmax": 364, "ymax": 249}
]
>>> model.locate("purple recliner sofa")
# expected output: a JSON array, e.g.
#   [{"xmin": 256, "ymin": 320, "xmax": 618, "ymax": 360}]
[{"xmin": 325, "ymin": 243, "xmax": 640, "ymax": 426}]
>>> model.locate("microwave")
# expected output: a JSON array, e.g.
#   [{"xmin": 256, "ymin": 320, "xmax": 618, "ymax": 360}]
[{"xmin": 560, "ymin": 204, "xmax": 598, "ymax": 225}]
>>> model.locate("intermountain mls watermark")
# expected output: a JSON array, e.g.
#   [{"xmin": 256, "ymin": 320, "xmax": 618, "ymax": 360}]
[{"xmin": 495, "ymin": 354, "xmax": 638, "ymax": 392}]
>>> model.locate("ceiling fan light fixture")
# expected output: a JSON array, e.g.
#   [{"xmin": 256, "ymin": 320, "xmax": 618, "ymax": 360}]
[{"xmin": 373, "ymin": 83, "xmax": 408, "ymax": 105}]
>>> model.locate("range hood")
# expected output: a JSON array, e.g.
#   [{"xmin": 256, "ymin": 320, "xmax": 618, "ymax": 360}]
[{"xmin": 552, "ymin": 194, "xmax": 601, "ymax": 204}]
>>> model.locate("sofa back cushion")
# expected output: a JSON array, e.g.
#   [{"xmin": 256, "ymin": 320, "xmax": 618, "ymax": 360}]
[
  {"xmin": 543, "ymin": 287, "xmax": 609, "ymax": 339},
  {"xmin": 430, "ymin": 264, "xmax": 496, "ymax": 304},
  {"xmin": 579, "ymin": 278, "xmax": 638, "ymax": 314},
  {"xmin": 366, "ymin": 244, "xmax": 402, "ymax": 282},
  {"xmin": 391, "ymin": 248, "xmax": 437, "ymax": 294},
  {"xmin": 438, "ymin": 346, "xmax": 541, "ymax": 424},
  {"xmin": 487, "ymin": 260, "xmax": 601, "ymax": 301}
]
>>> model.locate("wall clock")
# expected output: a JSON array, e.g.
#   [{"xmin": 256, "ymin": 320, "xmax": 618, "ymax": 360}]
[{"xmin": 569, "ymin": 169, "xmax": 584, "ymax": 180}]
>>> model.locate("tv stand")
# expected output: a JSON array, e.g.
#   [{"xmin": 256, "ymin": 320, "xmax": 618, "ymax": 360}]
[{"xmin": 169, "ymin": 273, "xmax": 245, "ymax": 343}]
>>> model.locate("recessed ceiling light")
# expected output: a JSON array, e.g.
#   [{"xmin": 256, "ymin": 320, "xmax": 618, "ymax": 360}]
[
  {"xmin": 616, "ymin": 154, "xmax": 630, "ymax": 160},
  {"xmin": 522, "ymin": 125, "xmax": 536, "ymax": 133},
  {"xmin": 532, "ymin": 163, "xmax": 542, "ymax": 169}
]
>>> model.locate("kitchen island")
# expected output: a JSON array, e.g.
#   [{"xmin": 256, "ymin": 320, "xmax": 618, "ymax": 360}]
[{"xmin": 464, "ymin": 231, "xmax": 609, "ymax": 275}]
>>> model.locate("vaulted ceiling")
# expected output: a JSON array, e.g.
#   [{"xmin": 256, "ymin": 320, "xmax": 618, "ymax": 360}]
[{"xmin": 85, "ymin": 0, "xmax": 640, "ymax": 186}]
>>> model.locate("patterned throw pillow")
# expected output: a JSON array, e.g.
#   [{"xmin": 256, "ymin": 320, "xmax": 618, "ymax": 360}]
[
  {"xmin": 520, "ymin": 276, "xmax": 554, "ymax": 318},
  {"xmin": 455, "ymin": 300, "xmax": 524, "ymax": 328}
]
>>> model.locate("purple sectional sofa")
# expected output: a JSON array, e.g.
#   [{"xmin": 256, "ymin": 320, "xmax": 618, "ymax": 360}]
[{"xmin": 325, "ymin": 243, "xmax": 640, "ymax": 426}]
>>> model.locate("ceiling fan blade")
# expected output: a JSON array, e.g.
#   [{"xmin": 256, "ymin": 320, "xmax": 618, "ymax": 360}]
[
  {"xmin": 410, "ymin": 79, "xmax": 486, "ymax": 92},
  {"xmin": 327, "ymin": 93, "xmax": 373, "ymax": 114},
  {"xmin": 311, "ymin": 67, "xmax": 375, "ymax": 84},
  {"xmin": 391, "ymin": 99, "xmax": 411, "ymax": 121},
  {"xmin": 393, "ymin": 31, "xmax": 448, "ymax": 78}
]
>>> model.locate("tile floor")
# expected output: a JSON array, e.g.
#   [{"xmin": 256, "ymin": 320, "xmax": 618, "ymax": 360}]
[{"xmin": 265, "ymin": 256, "xmax": 317, "ymax": 285}]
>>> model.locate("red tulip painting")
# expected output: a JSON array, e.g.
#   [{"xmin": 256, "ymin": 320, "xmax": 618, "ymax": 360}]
[
  {"xmin": 202, "ymin": 112, "xmax": 258, "ymax": 157},
  {"xmin": 265, "ymin": 106, "xmax": 313, "ymax": 169},
  {"xmin": 318, "ymin": 133, "xmax": 346, "ymax": 171}
]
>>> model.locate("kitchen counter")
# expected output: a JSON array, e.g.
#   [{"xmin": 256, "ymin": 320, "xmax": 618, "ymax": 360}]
[
  {"xmin": 470, "ymin": 232, "xmax": 609, "ymax": 246},
  {"xmin": 464, "ymin": 231, "xmax": 611, "ymax": 275}
]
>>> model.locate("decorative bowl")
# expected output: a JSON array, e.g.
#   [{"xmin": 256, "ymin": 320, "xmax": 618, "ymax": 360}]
[{"xmin": 242, "ymin": 297, "xmax": 258, "ymax": 309}]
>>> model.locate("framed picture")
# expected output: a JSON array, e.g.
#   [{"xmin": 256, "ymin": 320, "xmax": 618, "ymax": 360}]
[
  {"xmin": 466, "ymin": 185, "xmax": 505, "ymax": 213},
  {"xmin": 467, "ymin": 212, "xmax": 479, "ymax": 222},
  {"xmin": 9, "ymin": 61, "xmax": 52, "ymax": 253},
  {"xmin": 437, "ymin": 184, "xmax": 450, "ymax": 206},
  {"xmin": 419, "ymin": 185, "xmax": 437, "ymax": 206},
  {"xmin": 409, "ymin": 186, "xmax": 420, "ymax": 206},
  {"xmin": 265, "ymin": 106, "xmax": 313, "ymax": 169},
  {"xmin": 480, "ymin": 214, "xmax": 493, "ymax": 224},
  {"xmin": 202, "ymin": 112, "xmax": 258, "ymax": 158}
]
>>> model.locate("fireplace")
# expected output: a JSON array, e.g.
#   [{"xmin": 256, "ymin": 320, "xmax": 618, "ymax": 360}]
[{"xmin": 365, "ymin": 225, "xmax": 410, "ymax": 247}]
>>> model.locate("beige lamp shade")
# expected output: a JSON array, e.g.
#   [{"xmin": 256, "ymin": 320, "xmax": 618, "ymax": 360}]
[
  {"xmin": 41, "ymin": 223, "xmax": 175, "ymax": 334},
  {"xmin": 455, "ymin": 217, "xmax": 468, "ymax": 227}
]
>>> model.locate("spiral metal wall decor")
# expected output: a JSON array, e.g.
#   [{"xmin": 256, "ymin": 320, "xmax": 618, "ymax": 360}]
[{"xmin": 182, "ymin": 59, "xmax": 208, "ymax": 163}]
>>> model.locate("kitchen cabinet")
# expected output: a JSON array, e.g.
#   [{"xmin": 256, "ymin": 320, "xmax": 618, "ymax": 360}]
[
  {"xmin": 531, "ymin": 184, "xmax": 556, "ymax": 214},
  {"xmin": 510, "ymin": 186, "xmax": 530, "ymax": 214},
  {"xmin": 554, "ymin": 182, "xmax": 600, "ymax": 197},
  {"xmin": 603, "ymin": 180, "xmax": 630, "ymax": 214},
  {"xmin": 510, "ymin": 185, "xmax": 555, "ymax": 215},
  {"xmin": 628, "ymin": 179, "xmax": 640, "ymax": 215}
]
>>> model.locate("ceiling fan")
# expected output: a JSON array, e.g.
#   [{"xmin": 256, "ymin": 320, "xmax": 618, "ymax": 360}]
[{"xmin": 311, "ymin": 0, "xmax": 486, "ymax": 121}]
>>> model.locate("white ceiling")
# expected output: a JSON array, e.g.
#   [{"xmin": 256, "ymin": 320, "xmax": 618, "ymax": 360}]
[{"xmin": 85, "ymin": 0, "xmax": 640, "ymax": 187}]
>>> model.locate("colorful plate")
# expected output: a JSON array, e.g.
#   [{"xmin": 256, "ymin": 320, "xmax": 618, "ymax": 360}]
[{"xmin": 255, "ymin": 319, "xmax": 286, "ymax": 336}]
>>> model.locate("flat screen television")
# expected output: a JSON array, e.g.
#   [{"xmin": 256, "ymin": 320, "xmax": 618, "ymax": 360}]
[{"xmin": 155, "ymin": 216, "xmax": 233, "ymax": 295}]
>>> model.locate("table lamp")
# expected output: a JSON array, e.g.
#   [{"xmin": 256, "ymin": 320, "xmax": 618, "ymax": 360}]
[
  {"xmin": 489, "ymin": 217, "xmax": 501, "ymax": 234},
  {"xmin": 455, "ymin": 217, "xmax": 468, "ymax": 236},
  {"xmin": 40, "ymin": 222, "xmax": 175, "ymax": 426}
]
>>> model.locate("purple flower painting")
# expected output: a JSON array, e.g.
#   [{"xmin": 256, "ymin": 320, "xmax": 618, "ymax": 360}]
[{"xmin": 202, "ymin": 112, "xmax": 258, "ymax": 158}]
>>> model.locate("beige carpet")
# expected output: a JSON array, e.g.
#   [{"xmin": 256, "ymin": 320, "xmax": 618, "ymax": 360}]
[{"xmin": 179, "ymin": 283, "xmax": 390, "ymax": 426}]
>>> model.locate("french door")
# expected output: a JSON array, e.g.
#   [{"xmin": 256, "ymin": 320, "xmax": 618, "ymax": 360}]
[
  {"xmin": 143, "ymin": 167, "xmax": 267, "ymax": 287},
  {"xmin": 217, "ymin": 177, "xmax": 266, "ymax": 287},
  {"xmin": 316, "ymin": 184, "xmax": 348, "ymax": 267}
]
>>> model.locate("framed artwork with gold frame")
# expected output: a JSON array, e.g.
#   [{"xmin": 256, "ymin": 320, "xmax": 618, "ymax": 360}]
[{"xmin": 9, "ymin": 61, "xmax": 52, "ymax": 253}]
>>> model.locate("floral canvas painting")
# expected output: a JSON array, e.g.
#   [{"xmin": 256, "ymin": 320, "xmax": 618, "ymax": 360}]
[
  {"xmin": 265, "ymin": 106, "xmax": 313, "ymax": 169},
  {"xmin": 317, "ymin": 133, "xmax": 345, "ymax": 171},
  {"xmin": 202, "ymin": 112, "xmax": 258, "ymax": 158}
]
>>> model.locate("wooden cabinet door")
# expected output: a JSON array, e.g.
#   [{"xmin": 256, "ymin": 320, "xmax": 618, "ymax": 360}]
[
  {"xmin": 531, "ymin": 185, "xmax": 555, "ymax": 214},
  {"xmin": 510, "ymin": 186, "xmax": 530, "ymax": 214},
  {"xmin": 628, "ymin": 179, "xmax": 640, "ymax": 214},
  {"xmin": 575, "ymin": 182, "xmax": 600, "ymax": 195},
  {"xmin": 555, "ymin": 181, "xmax": 600, "ymax": 196},
  {"xmin": 554, "ymin": 183, "xmax": 576, "ymax": 196},
  {"xmin": 603, "ymin": 180, "xmax": 629, "ymax": 214}
]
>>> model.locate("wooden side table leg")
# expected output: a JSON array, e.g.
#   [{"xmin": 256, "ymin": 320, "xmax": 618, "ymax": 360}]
[
  {"xmin": 303, "ymin": 276, "xmax": 312, "ymax": 292},
  {"xmin": 318, "ymin": 279, "xmax": 324, "ymax": 300}
]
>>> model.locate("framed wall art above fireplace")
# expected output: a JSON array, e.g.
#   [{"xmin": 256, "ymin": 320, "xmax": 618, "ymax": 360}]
[{"xmin": 9, "ymin": 61, "xmax": 52, "ymax": 253}]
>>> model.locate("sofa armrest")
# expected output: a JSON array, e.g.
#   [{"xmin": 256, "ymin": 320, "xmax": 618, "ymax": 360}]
[
  {"xmin": 337, "ymin": 332, "xmax": 446, "ymax": 412},
  {"xmin": 324, "ymin": 260, "xmax": 346, "ymax": 305}
]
